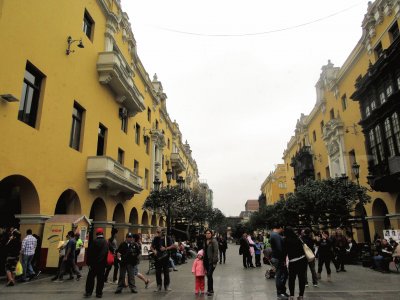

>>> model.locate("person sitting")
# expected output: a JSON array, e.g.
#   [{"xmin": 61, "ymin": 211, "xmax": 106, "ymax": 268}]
[{"xmin": 372, "ymin": 239, "xmax": 393, "ymax": 272}]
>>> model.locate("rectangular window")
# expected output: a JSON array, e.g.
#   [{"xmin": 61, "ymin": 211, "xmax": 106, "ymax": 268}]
[
  {"xmin": 118, "ymin": 148, "xmax": 124, "ymax": 165},
  {"xmin": 317, "ymin": 172, "xmax": 321, "ymax": 181},
  {"xmin": 155, "ymin": 120, "xmax": 159, "ymax": 129},
  {"xmin": 97, "ymin": 123, "xmax": 107, "ymax": 156},
  {"xmin": 341, "ymin": 94, "xmax": 347, "ymax": 111},
  {"xmin": 369, "ymin": 129, "xmax": 379, "ymax": 165},
  {"xmin": 119, "ymin": 107, "xmax": 128, "ymax": 133},
  {"xmin": 320, "ymin": 120, "xmax": 324, "ymax": 134},
  {"xmin": 375, "ymin": 125, "xmax": 385, "ymax": 161},
  {"xmin": 379, "ymin": 91, "xmax": 386, "ymax": 104},
  {"xmin": 312, "ymin": 130, "xmax": 316, "ymax": 142},
  {"xmin": 168, "ymin": 138, "xmax": 170, "ymax": 149},
  {"xmin": 135, "ymin": 123, "xmax": 140, "ymax": 145},
  {"xmin": 69, "ymin": 102, "xmax": 85, "ymax": 151},
  {"xmin": 386, "ymin": 84, "xmax": 393, "ymax": 97},
  {"xmin": 83, "ymin": 10, "xmax": 94, "ymax": 40},
  {"xmin": 397, "ymin": 75, "xmax": 400, "ymax": 89},
  {"xmin": 145, "ymin": 136, "xmax": 150, "ymax": 154},
  {"xmin": 133, "ymin": 160, "xmax": 139, "ymax": 175},
  {"xmin": 384, "ymin": 118, "xmax": 396, "ymax": 157},
  {"xmin": 389, "ymin": 21, "xmax": 399, "ymax": 42},
  {"xmin": 349, "ymin": 150, "xmax": 356, "ymax": 180},
  {"xmin": 330, "ymin": 109, "xmax": 335, "ymax": 120},
  {"xmin": 365, "ymin": 106, "xmax": 371, "ymax": 117},
  {"xmin": 375, "ymin": 42, "xmax": 383, "ymax": 59},
  {"xmin": 325, "ymin": 166, "xmax": 330, "ymax": 178},
  {"xmin": 147, "ymin": 107, "xmax": 151, "ymax": 122},
  {"xmin": 392, "ymin": 112, "xmax": 400, "ymax": 153},
  {"xmin": 371, "ymin": 100, "xmax": 376, "ymax": 111},
  {"xmin": 18, "ymin": 62, "xmax": 44, "ymax": 128},
  {"xmin": 144, "ymin": 169, "xmax": 149, "ymax": 189}
]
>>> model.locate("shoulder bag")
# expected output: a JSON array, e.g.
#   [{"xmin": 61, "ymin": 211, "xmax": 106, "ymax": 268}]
[{"xmin": 299, "ymin": 237, "xmax": 315, "ymax": 262}]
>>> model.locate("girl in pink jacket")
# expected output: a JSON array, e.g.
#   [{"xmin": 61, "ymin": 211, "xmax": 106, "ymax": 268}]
[{"xmin": 192, "ymin": 249, "xmax": 206, "ymax": 295}]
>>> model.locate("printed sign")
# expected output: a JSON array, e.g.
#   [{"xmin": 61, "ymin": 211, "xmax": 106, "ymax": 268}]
[{"xmin": 383, "ymin": 229, "xmax": 399, "ymax": 242}]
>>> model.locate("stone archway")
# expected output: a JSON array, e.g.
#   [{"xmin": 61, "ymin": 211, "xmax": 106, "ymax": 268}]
[
  {"xmin": 354, "ymin": 202, "xmax": 370, "ymax": 243},
  {"xmin": 89, "ymin": 198, "xmax": 107, "ymax": 221},
  {"xmin": 113, "ymin": 203, "xmax": 125, "ymax": 241},
  {"xmin": 372, "ymin": 198, "xmax": 391, "ymax": 238},
  {"xmin": 142, "ymin": 211, "xmax": 149, "ymax": 226},
  {"xmin": 129, "ymin": 208, "xmax": 139, "ymax": 224},
  {"xmin": 0, "ymin": 175, "xmax": 40, "ymax": 228},
  {"xmin": 54, "ymin": 189, "xmax": 81, "ymax": 215}
]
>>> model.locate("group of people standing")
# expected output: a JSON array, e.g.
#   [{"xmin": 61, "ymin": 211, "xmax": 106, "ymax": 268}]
[
  {"xmin": 268, "ymin": 225, "xmax": 354, "ymax": 300},
  {"xmin": 239, "ymin": 232, "xmax": 264, "ymax": 268}
]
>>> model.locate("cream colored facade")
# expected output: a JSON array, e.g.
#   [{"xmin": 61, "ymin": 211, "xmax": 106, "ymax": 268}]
[
  {"xmin": 260, "ymin": 164, "xmax": 287, "ymax": 206},
  {"xmin": 267, "ymin": 0, "xmax": 400, "ymax": 242},
  {"xmin": 0, "ymin": 0, "xmax": 206, "ymax": 246}
]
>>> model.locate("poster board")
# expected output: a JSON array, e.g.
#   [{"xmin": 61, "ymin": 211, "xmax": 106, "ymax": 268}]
[{"xmin": 383, "ymin": 229, "xmax": 400, "ymax": 242}]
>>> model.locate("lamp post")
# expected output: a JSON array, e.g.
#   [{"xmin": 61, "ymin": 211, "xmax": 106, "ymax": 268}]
[{"xmin": 351, "ymin": 162, "xmax": 371, "ymax": 244}]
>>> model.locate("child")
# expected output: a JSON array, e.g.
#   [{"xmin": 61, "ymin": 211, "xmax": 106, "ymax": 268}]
[
  {"xmin": 192, "ymin": 249, "xmax": 206, "ymax": 295},
  {"xmin": 254, "ymin": 238, "xmax": 263, "ymax": 267}
]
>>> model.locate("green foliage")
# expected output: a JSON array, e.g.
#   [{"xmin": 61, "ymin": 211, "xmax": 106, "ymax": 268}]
[{"xmin": 249, "ymin": 178, "xmax": 371, "ymax": 230}]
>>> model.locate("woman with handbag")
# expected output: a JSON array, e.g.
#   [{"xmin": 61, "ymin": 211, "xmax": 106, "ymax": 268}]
[
  {"xmin": 284, "ymin": 227, "xmax": 307, "ymax": 300},
  {"xmin": 5, "ymin": 230, "xmax": 21, "ymax": 287}
]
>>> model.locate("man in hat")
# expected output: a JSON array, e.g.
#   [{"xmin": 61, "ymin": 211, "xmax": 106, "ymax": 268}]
[
  {"xmin": 84, "ymin": 228, "xmax": 108, "ymax": 298},
  {"xmin": 115, "ymin": 232, "xmax": 141, "ymax": 294}
]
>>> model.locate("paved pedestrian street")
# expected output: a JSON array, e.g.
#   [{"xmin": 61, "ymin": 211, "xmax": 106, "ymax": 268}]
[{"xmin": 1, "ymin": 244, "xmax": 399, "ymax": 300}]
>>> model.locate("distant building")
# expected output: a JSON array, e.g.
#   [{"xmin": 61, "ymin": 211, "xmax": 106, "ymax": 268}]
[{"xmin": 245, "ymin": 199, "xmax": 259, "ymax": 212}]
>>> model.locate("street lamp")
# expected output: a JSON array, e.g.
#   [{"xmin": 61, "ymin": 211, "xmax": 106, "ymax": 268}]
[{"xmin": 351, "ymin": 161, "xmax": 371, "ymax": 244}]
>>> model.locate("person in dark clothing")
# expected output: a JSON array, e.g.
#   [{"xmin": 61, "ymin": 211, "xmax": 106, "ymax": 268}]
[
  {"xmin": 115, "ymin": 232, "xmax": 141, "ymax": 294},
  {"xmin": 316, "ymin": 231, "xmax": 333, "ymax": 281},
  {"xmin": 218, "ymin": 236, "xmax": 227, "ymax": 264},
  {"xmin": 203, "ymin": 229, "xmax": 219, "ymax": 296},
  {"xmin": 331, "ymin": 228, "xmax": 348, "ymax": 272},
  {"xmin": 58, "ymin": 231, "xmax": 81, "ymax": 281},
  {"xmin": 104, "ymin": 228, "xmax": 119, "ymax": 283},
  {"xmin": 270, "ymin": 225, "xmax": 288, "ymax": 299},
  {"xmin": 239, "ymin": 232, "xmax": 253, "ymax": 268},
  {"xmin": 151, "ymin": 227, "xmax": 176, "ymax": 292},
  {"xmin": 285, "ymin": 226, "xmax": 307, "ymax": 300},
  {"xmin": 5, "ymin": 230, "xmax": 21, "ymax": 287},
  {"xmin": 302, "ymin": 228, "xmax": 318, "ymax": 287},
  {"xmin": 84, "ymin": 228, "xmax": 108, "ymax": 298}
]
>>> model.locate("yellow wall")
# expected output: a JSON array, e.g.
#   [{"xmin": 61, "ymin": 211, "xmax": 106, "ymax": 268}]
[{"xmin": 0, "ymin": 0, "xmax": 201, "ymax": 243}]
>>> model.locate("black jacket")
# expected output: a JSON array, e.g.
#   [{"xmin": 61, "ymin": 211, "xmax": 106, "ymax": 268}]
[
  {"xmin": 87, "ymin": 236, "xmax": 108, "ymax": 267},
  {"xmin": 239, "ymin": 237, "xmax": 250, "ymax": 255},
  {"xmin": 117, "ymin": 241, "xmax": 140, "ymax": 265}
]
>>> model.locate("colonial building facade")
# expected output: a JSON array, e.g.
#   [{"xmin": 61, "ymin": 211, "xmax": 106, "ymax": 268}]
[
  {"xmin": 265, "ymin": 0, "xmax": 400, "ymax": 242},
  {"xmin": 0, "ymin": 0, "xmax": 207, "ymax": 244}
]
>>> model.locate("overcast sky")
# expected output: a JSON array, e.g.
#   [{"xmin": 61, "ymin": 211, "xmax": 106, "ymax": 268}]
[{"xmin": 121, "ymin": 0, "xmax": 370, "ymax": 216}]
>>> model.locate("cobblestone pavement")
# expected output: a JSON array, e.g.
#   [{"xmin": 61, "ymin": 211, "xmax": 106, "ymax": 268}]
[{"xmin": 0, "ymin": 244, "xmax": 399, "ymax": 299}]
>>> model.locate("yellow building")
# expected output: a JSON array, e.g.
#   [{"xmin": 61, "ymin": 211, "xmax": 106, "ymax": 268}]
[
  {"xmin": 260, "ymin": 164, "xmax": 287, "ymax": 206},
  {"xmin": 0, "ymin": 0, "xmax": 205, "ymax": 250},
  {"xmin": 278, "ymin": 0, "xmax": 400, "ymax": 242}
]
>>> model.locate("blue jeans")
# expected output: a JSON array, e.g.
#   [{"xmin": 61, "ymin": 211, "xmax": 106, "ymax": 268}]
[
  {"xmin": 22, "ymin": 254, "xmax": 35, "ymax": 280},
  {"xmin": 271, "ymin": 257, "xmax": 288, "ymax": 295}
]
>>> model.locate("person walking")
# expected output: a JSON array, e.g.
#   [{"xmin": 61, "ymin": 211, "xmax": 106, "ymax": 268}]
[
  {"xmin": 331, "ymin": 228, "xmax": 348, "ymax": 272},
  {"xmin": 5, "ymin": 230, "xmax": 21, "ymax": 286},
  {"xmin": 132, "ymin": 233, "xmax": 150, "ymax": 288},
  {"xmin": 192, "ymin": 249, "xmax": 206, "ymax": 295},
  {"xmin": 302, "ymin": 228, "xmax": 318, "ymax": 287},
  {"xmin": 316, "ymin": 231, "xmax": 333, "ymax": 281},
  {"xmin": 84, "ymin": 228, "xmax": 108, "ymax": 298},
  {"xmin": 218, "ymin": 236, "xmax": 227, "ymax": 264},
  {"xmin": 285, "ymin": 226, "xmax": 307, "ymax": 300},
  {"xmin": 151, "ymin": 227, "xmax": 176, "ymax": 292},
  {"xmin": 75, "ymin": 233, "xmax": 83, "ymax": 270},
  {"xmin": 51, "ymin": 235, "xmax": 71, "ymax": 281},
  {"xmin": 20, "ymin": 229, "xmax": 37, "ymax": 282},
  {"xmin": 57, "ymin": 231, "xmax": 82, "ymax": 281},
  {"xmin": 115, "ymin": 232, "xmax": 140, "ymax": 294},
  {"xmin": 247, "ymin": 234, "xmax": 256, "ymax": 267},
  {"xmin": 270, "ymin": 224, "xmax": 289, "ymax": 300},
  {"xmin": 104, "ymin": 228, "xmax": 119, "ymax": 284},
  {"xmin": 203, "ymin": 229, "xmax": 219, "ymax": 296}
]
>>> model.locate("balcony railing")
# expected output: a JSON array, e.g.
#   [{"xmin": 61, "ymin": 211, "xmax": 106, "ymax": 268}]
[
  {"xmin": 86, "ymin": 156, "xmax": 143, "ymax": 197},
  {"xmin": 97, "ymin": 51, "xmax": 145, "ymax": 116},
  {"xmin": 171, "ymin": 152, "xmax": 186, "ymax": 173}
]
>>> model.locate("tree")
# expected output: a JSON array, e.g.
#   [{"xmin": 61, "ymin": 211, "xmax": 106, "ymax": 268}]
[{"xmin": 207, "ymin": 208, "xmax": 227, "ymax": 234}]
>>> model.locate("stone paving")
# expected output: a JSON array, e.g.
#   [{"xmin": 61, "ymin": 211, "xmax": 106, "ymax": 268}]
[{"xmin": 0, "ymin": 244, "xmax": 399, "ymax": 299}]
